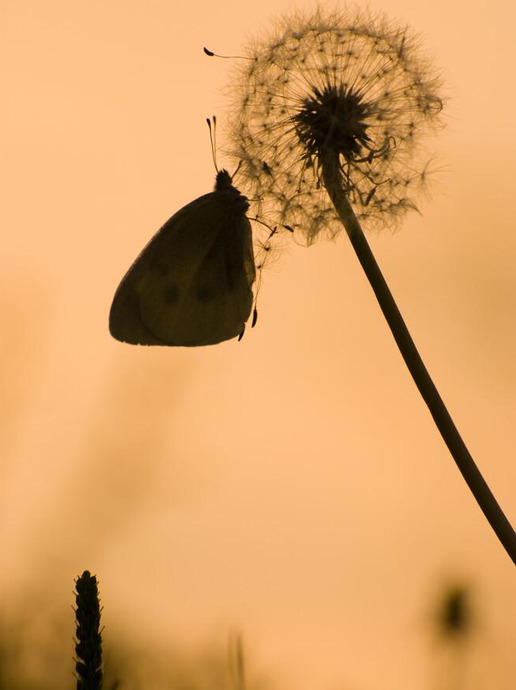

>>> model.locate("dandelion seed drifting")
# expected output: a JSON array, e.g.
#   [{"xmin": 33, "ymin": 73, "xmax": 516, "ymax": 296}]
[{"xmin": 227, "ymin": 6, "xmax": 443, "ymax": 244}]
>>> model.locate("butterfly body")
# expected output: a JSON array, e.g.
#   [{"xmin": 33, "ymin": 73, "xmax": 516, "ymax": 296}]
[{"xmin": 109, "ymin": 170, "xmax": 255, "ymax": 346}]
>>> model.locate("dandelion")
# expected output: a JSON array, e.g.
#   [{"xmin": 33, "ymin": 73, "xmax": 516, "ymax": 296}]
[
  {"xmin": 222, "ymin": 6, "xmax": 516, "ymax": 564},
  {"xmin": 228, "ymin": 6, "xmax": 443, "ymax": 244}
]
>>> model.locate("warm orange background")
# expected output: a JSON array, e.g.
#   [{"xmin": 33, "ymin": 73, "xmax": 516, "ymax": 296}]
[{"xmin": 2, "ymin": 0, "xmax": 516, "ymax": 688}]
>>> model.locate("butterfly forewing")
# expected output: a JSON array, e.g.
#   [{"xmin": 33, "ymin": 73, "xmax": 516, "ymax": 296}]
[{"xmin": 109, "ymin": 174, "xmax": 255, "ymax": 346}]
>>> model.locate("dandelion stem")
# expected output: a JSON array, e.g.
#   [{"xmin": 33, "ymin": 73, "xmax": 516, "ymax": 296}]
[{"xmin": 321, "ymin": 151, "xmax": 516, "ymax": 566}]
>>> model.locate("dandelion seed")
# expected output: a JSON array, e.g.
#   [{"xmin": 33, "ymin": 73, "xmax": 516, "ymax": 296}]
[{"xmin": 227, "ymin": 5, "xmax": 443, "ymax": 244}]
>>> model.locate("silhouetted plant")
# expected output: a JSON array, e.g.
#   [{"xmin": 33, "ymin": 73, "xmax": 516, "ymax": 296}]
[
  {"xmin": 430, "ymin": 582, "xmax": 477, "ymax": 690},
  {"xmin": 438, "ymin": 585, "xmax": 473, "ymax": 639},
  {"xmin": 222, "ymin": 4, "xmax": 516, "ymax": 565},
  {"xmin": 75, "ymin": 571, "xmax": 103, "ymax": 690}
]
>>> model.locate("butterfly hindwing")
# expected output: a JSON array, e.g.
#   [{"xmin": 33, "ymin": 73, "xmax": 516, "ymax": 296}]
[{"xmin": 109, "ymin": 178, "xmax": 255, "ymax": 346}]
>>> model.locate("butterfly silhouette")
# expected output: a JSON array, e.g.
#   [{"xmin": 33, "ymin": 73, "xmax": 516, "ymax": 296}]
[{"xmin": 109, "ymin": 170, "xmax": 255, "ymax": 346}]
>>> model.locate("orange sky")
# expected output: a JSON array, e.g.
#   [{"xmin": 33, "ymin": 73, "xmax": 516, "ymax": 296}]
[{"xmin": 2, "ymin": 1, "xmax": 516, "ymax": 688}]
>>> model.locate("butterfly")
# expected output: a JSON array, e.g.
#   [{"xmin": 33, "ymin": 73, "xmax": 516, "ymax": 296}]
[{"xmin": 109, "ymin": 169, "xmax": 256, "ymax": 346}]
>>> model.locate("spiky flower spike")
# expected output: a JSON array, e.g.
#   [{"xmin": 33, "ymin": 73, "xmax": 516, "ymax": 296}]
[
  {"xmin": 75, "ymin": 571, "xmax": 103, "ymax": 690},
  {"xmin": 227, "ymin": 6, "xmax": 516, "ymax": 564}
]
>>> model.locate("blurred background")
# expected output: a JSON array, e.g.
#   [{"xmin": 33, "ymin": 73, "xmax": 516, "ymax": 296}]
[{"xmin": 1, "ymin": 0, "xmax": 516, "ymax": 688}]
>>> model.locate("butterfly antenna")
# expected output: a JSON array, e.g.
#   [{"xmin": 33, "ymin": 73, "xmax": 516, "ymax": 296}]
[{"xmin": 206, "ymin": 116, "xmax": 219, "ymax": 172}]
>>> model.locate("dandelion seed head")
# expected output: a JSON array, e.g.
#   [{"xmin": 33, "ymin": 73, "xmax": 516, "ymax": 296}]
[{"xmin": 226, "ymin": 6, "xmax": 444, "ymax": 244}]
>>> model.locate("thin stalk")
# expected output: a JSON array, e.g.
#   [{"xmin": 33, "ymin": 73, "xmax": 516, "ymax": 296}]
[{"xmin": 321, "ymin": 151, "xmax": 516, "ymax": 566}]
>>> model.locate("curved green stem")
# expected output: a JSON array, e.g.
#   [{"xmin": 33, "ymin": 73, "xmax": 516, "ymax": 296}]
[{"xmin": 321, "ymin": 152, "xmax": 516, "ymax": 566}]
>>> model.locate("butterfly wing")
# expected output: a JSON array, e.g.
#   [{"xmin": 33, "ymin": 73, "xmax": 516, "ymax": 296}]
[{"xmin": 109, "ymin": 189, "xmax": 255, "ymax": 346}]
